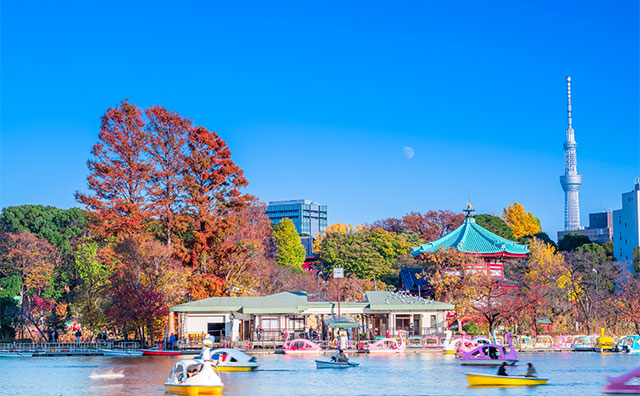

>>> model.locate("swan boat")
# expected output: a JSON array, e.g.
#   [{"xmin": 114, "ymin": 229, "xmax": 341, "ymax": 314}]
[
  {"xmin": 315, "ymin": 360, "xmax": 359, "ymax": 369},
  {"xmin": 602, "ymin": 366, "xmax": 640, "ymax": 394},
  {"xmin": 616, "ymin": 335, "xmax": 640, "ymax": 354},
  {"xmin": 573, "ymin": 335, "xmax": 598, "ymax": 351},
  {"xmin": 282, "ymin": 331, "xmax": 322, "ymax": 354},
  {"xmin": 209, "ymin": 348, "xmax": 259, "ymax": 371},
  {"xmin": 165, "ymin": 339, "xmax": 223, "ymax": 395},
  {"xmin": 367, "ymin": 331, "xmax": 406, "ymax": 354},
  {"xmin": 595, "ymin": 328, "xmax": 616, "ymax": 353},
  {"xmin": 466, "ymin": 373, "xmax": 548, "ymax": 387},
  {"xmin": 441, "ymin": 330, "xmax": 459, "ymax": 355},
  {"xmin": 460, "ymin": 333, "xmax": 518, "ymax": 366}
]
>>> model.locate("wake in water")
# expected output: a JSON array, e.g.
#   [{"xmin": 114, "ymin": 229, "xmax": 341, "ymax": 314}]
[{"xmin": 89, "ymin": 368, "xmax": 125, "ymax": 379}]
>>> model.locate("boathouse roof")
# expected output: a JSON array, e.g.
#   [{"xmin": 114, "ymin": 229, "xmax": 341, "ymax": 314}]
[
  {"xmin": 411, "ymin": 204, "xmax": 529, "ymax": 258},
  {"xmin": 171, "ymin": 291, "xmax": 453, "ymax": 314}
]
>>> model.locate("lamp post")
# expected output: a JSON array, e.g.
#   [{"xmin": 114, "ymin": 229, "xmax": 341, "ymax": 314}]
[{"xmin": 592, "ymin": 268, "xmax": 598, "ymax": 294}]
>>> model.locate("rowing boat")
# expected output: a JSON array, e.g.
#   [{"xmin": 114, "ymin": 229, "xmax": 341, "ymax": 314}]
[
  {"xmin": 466, "ymin": 373, "xmax": 548, "ymax": 387},
  {"xmin": 315, "ymin": 360, "xmax": 359, "ymax": 369}
]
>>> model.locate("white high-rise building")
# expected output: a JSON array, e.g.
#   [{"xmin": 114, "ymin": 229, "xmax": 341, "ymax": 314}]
[
  {"xmin": 560, "ymin": 76, "xmax": 583, "ymax": 231},
  {"xmin": 613, "ymin": 179, "xmax": 640, "ymax": 270}
]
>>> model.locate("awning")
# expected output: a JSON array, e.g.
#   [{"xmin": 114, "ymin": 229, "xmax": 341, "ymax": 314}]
[{"xmin": 328, "ymin": 321, "xmax": 359, "ymax": 329}]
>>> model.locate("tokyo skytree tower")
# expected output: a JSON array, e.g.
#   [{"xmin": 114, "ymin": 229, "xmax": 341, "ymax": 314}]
[{"xmin": 560, "ymin": 76, "xmax": 582, "ymax": 231}]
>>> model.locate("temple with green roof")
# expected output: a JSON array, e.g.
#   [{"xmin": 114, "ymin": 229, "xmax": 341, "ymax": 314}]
[{"xmin": 410, "ymin": 204, "xmax": 529, "ymax": 278}]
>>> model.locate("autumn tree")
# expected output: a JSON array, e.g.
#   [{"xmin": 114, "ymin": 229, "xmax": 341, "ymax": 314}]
[
  {"xmin": 503, "ymin": 202, "xmax": 541, "ymax": 239},
  {"xmin": 402, "ymin": 210, "xmax": 464, "ymax": 242},
  {"xmin": 616, "ymin": 272, "xmax": 640, "ymax": 333},
  {"xmin": 273, "ymin": 218, "xmax": 306, "ymax": 272},
  {"xmin": 144, "ymin": 105, "xmax": 191, "ymax": 246},
  {"xmin": 76, "ymin": 100, "xmax": 151, "ymax": 239},
  {"xmin": 181, "ymin": 126, "xmax": 250, "ymax": 274},
  {"xmin": 218, "ymin": 199, "xmax": 275, "ymax": 295},
  {"xmin": 0, "ymin": 232, "xmax": 58, "ymax": 339},
  {"xmin": 105, "ymin": 236, "xmax": 188, "ymax": 344}
]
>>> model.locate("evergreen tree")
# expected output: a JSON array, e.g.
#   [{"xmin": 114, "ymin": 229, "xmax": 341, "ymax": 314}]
[
  {"xmin": 475, "ymin": 214, "xmax": 515, "ymax": 241},
  {"xmin": 273, "ymin": 219, "xmax": 306, "ymax": 272}
]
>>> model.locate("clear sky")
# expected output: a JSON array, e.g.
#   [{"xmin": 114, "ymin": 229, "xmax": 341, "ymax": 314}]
[{"xmin": 1, "ymin": 1, "xmax": 638, "ymax": 239}]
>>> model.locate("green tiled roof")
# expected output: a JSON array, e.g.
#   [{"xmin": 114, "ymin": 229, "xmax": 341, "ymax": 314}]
[
  {"xmin": 170, "ymin": 291, "xmax": 308, "ymax": 313},
  {"xmin": 365, "ymin": 291, "xmax": 454, "ymax": 311},
  {"xmin": 171, "ymin": 291, "xmax": 453, "ymax": 314},
  {"xmin": 411, "ymin": 215, "xmax": 529, "ymax": 257}
]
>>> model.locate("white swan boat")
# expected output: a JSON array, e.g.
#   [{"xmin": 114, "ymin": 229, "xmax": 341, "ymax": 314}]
[{"xmin": 165, "ymin": 339, "xmax": 224, "ymax": 395}]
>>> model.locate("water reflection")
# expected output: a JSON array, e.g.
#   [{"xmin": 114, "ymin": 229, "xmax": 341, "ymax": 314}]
[{"xmin": 0, "ymin": 352, "xmax": 637, "ymax": 396}]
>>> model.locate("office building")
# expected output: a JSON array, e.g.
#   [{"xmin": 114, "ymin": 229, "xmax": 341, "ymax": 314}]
[
  {"xmin": 613, "ymin": 179, "xmax": 640, "ymax": 267},
  {"xmin": 266, "ymin": 199, "xmax": 328, "ymax": 237}
]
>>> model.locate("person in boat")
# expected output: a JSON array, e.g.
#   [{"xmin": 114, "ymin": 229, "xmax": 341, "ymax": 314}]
[
  {"xmin": 524, "ymin": 363, "xmax": 537, "ymax": 377},
  {"xmin": 331, "ymin": 349, "xmax": 349, "ymax": 363},
  {"xmin": 497, "ymin": 362, "xmax": 509, "ymax": 376}
]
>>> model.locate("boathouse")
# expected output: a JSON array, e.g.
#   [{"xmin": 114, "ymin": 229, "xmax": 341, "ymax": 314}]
[{"xmin": 170, "ymin": 291, "xmax": 453, "ymax": 346}]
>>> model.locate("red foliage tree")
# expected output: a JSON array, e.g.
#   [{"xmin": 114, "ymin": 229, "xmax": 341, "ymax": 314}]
[
  {"xmin": 144, "ymin": 105, "xmax": 191, "ymax": 246},
  {"xmin": 402, "ymin": 210, "xmax": 464, "ymax": 242},
  {"xmin": 76, "ymin": 100, "xmax": 151, "ymax": 239},
  {"xmin": 181, "ymin": 126, "xmax": 251, "ymax": 273}
]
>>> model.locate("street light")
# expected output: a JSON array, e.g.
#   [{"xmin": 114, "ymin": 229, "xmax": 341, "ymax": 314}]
[{"xmin": 592, "ymin": 268, "xmax": 598, "ymax": 293}]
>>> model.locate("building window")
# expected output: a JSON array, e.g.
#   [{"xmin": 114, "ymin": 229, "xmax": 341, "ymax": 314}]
[
  {"xmin": 430, "ymin": 315, "xmax": 437, "ymax": 328},
  {"xmin": 395, "ymin": 315, "xmax": 411, "ymax": 331}
]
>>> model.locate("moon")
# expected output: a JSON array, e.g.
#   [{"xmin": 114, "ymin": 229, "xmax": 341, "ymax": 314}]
[{"xmin": 402, "ymin": 146, "xmax": 414, "ymax": 159}]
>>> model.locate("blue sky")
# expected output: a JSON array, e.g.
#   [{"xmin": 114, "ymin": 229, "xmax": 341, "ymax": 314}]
[{"xmin": 1, "ymin": 1, "xmax": 638, "ymax": 239}]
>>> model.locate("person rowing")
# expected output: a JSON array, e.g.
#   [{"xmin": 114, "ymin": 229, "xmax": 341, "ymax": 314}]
[
  {"xmin": 497, "ymin": 362, "xmax": 509, "ymax": 376},
  {"xmin": 524, "ymin": 363, "xmax": 537, "ymax": 377},
  {"xmin": 330, "ymin": 349, "xmax": 349, "ymax": 363}
]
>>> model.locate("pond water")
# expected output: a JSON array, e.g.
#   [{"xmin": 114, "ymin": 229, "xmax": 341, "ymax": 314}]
[{"xmin": 1, "ymin": 352, "xmax": 638, "ymax": 396}]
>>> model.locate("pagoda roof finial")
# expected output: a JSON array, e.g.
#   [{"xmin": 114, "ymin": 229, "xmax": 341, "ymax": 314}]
[{"xmin": 463, "ymin": 203, "xmax": 475, "ymax": 218}]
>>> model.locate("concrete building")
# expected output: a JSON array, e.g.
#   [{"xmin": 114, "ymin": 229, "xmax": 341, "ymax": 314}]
[
  {"xmin": 557, "ymin": 211, "xmax": 613, "ymax": 244},
  {"xmin": 170, "ymin": 291, "xmax": 453, "ymax": 347},
  {"xmin": 613, "ymin": 179, "xmax": 640, "ymax": 267},
  {"xmin": 266, "ymin": 199, "xmax": 328, "ymax": 237}
]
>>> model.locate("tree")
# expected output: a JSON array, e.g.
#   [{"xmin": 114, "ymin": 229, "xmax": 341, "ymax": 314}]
[
  {"xmin": 217, "ymin": 199, "xmax": 275, "ymax": 295},
  {"xmin": 73, "ymin": 241, "xmax": 112, "ymax": 332},
  {"xmin": 181, "ymin": 125, "xmax": 250, "ymax": 272},
  {"xmin": 0, "ymin": 232, "xmax": 58, "ymax": 339},
  {"xmin": 503, "ymin": 202, "xmax": 541, "ymax": 239},
  {"xmin": 558, "ymin": 233, "xmax": 591, "ymax": 252},
  {"xmin": 616, "ymin": 272, "xmax": 640, "ymax": 333},
  {"xmin": 402, "ymin": 210, "xmax": 464, "ymax": 242},
  {"xmin": 371, "ymin": 217, "xmax": 405, "ymax": 233},
  {"xmin": 76, "ymin": 100, "xmax": 151, "ymax": 240},
  {"xmin": 144, "ymin": 105, "xmax": 191, "ymax": 246},
  {"xmin": 105, "ymin": 236, "xmax": 188, "ymax": 344},
  {"xmin": 273, "ymin": 219, "xmax": 306, "ymax": 271},
  {"xmin": 634, "ymin": 247, "xmax": 640, "ymax": 273},
  {"xmin": 318, "ymin": 227, "xmax": 411, "ymax": 285},
  {"xmin": 475, "ymin": 214, "xmax": 515, "ymax": 241}
]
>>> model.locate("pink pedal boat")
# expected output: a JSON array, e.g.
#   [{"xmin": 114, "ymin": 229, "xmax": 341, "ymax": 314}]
[
  {"xmin": 603, "ymin": 366, "xmax": 640, "ymax": 394},
  {"xmin": 367, "ymin": 331, "xmax": 406, "ymax": 354},
  {"xmin": 281, "ymin": 331, "xmax": 322, "ymax": 354},
  {"xmin": 460, "ymin": 332, "xmax": 518, "ymax": 366}
]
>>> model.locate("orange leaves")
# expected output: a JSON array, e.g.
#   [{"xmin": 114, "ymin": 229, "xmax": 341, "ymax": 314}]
[
  {"xmin": 0, "ymin": 232, "xmax": 58, "ymax": 295},
  {"xmin": 187, "ymin": 273, "xmax": 227, "ymax": 300}
]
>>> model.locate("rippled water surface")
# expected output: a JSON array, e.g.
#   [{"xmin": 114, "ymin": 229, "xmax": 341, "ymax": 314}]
[{"xmin": 1, "ymin": 352, "xmax": 638, "ymax": 395}]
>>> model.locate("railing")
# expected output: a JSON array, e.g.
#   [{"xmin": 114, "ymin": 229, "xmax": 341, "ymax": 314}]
[{"xmin": 0, "ymin": 342, "xmax": 114, "ymax": 352}]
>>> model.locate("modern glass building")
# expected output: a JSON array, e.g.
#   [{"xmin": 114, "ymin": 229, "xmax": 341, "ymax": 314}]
[{"xmin": 266, "ymin": 199, "xmax": 328, "ymax": 237}]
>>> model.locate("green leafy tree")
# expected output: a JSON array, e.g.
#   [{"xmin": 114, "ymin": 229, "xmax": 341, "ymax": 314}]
[
  {"xmin": 318, "ymin": 227, "xmax": 411, "ymax": 286},
  {"xmin": 519, "ymin": 232, "xmax": 556, "ymax": 249},
  {"xmin": 602, "ymin": 241, "xmax": 614, "ymax": 258},
  {"xmin": 475, "ymin": 214, "xmax": 515, "ymax": 241},
  {"xmin": 73, "ymin": 241, "xmax": 112, "ymax": 332},
  {"xmin": 558, "ymin": 233, "xmax": 591, "ymax": 252},
  {"xmin": 273, "ymin": 219, "xmax": 306, "ymax": 272},
  {"xmin": 634, "ymin": 246, "xmax": 640, "ymax": 273}
]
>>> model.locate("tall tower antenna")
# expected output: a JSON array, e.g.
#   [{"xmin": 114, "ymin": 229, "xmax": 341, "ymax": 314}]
[{"xmin": 560, "ymin": 76, "xmax": 582, "ymax": 230}]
